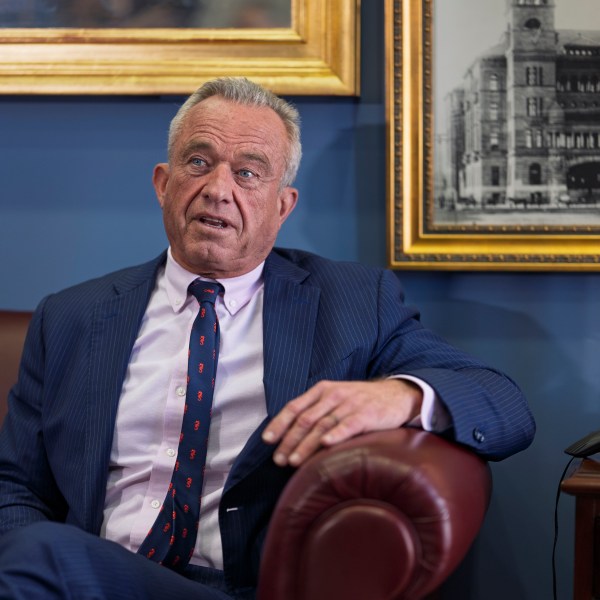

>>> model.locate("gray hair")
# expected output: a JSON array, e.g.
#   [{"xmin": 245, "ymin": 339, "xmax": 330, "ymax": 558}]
[{"xmin": 168, "ymin": 77, "xmax": 302, "ymax": 187}]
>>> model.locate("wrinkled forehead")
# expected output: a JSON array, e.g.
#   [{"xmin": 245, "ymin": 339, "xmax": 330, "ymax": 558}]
[
  {"xmin": 176, "ymin": 96, "xmax": 289, "ymax": 155},
  {"xmin": 169, "ymin": 98, "xmax": 291, "ymax": 183}
]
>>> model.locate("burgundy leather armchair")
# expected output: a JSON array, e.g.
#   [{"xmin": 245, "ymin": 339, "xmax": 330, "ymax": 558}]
[{"xmin": 0, "ymin": 310, "xmax": 491, "ymax": 600}]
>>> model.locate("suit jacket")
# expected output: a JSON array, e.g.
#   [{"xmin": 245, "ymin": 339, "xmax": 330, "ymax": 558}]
[{"xmin": 0, "ymin": 248, "xmax": 535, "ymax": 594}]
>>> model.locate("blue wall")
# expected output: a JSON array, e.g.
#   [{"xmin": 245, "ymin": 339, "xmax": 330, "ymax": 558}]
[{"xmin": 1, "ymin": 3, "xmax": 598, "ymax": 599}]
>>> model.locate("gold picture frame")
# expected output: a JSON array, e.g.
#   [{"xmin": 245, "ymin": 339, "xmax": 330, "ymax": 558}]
[
  {"xmin": 0, "ymin": 0, "xmax": 359, "ymax": 96},
  {"xmin": 386, "ymin": 0, "xmax": 600, "ymax": 271}
]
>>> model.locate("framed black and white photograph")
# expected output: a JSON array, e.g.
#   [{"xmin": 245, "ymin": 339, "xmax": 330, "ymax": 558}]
[
  {"xmin": 386, "ymin": 0, "xmax": 600, "ymax": 270},
  {"xmin": 0, "ymin": 0, "xmax": 359, "ymax": 95}
]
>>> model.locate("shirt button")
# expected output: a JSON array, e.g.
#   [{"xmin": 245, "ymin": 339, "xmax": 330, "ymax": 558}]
[
  {"xmin": 151, "ymin": 499, "xmax": 161, "ymax": 509},
  {"xmin": 174, "ymin": 298, "xmax": 182, "ymax": 306},
  {"xmin": 176, "ymin": 386, "xmax": 186, "ymax": 397},
  {"xmin": 166, "ymin": 448, "xmax": 176, "ymax": 457},
  {"xmin": 229, "ymin": 299, "xmax": 238, "ymax": 308}
]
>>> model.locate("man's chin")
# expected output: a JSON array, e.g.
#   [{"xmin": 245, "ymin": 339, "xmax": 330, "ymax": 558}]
[{"xmin": 180, "ymin": 246, "xmax": 240, "ymax": 278}]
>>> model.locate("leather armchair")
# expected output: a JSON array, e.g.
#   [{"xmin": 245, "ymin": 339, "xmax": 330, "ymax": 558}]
[{"xmin": 0, "ymin": 310, "xmax": 492, "ymax": 600}]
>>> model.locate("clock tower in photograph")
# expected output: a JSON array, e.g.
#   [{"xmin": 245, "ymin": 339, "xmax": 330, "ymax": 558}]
[{"xmin": 504, "ymin": 0, "xmax": 562, "ymax": 203}]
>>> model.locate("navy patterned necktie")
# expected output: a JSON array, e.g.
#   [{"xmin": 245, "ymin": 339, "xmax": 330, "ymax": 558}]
[{"xmin": 138, "ymin": 279, "xmax": 224, "ymax": 571}]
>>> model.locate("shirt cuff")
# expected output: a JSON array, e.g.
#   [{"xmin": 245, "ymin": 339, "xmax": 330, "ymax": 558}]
[{"xmin": 390, "ymin": 375, "xmax": 452, "ymax": 432}]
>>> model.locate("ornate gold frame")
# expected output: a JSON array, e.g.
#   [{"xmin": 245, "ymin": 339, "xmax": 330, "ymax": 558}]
[
  {"xmin": 0, "ymin": 0, "xmax": 359, "ymax": 95},
  {"xmin": 385, "ymin": 0, "xmax": 600, "ymax": 271}
]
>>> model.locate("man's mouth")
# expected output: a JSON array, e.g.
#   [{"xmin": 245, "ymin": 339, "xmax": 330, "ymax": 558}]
[{"xmin": 199, "ymin": 217, "xmax": 227, "ymax": 229}]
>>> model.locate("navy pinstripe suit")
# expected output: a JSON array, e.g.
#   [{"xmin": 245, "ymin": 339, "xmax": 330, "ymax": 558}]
[{"xmin": 0, "ymin": 247, "xmax": 535, "ymax": 597}]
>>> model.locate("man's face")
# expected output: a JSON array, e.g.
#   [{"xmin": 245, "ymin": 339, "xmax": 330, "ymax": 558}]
[{"xmin": 153, "ymin": 96, "xmax": 298, "ymax": 278}]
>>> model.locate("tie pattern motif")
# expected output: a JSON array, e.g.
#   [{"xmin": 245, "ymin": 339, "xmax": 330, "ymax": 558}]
[{"xmin": 138, "ymin": 279, "xmax": 224, "ymax": 570}]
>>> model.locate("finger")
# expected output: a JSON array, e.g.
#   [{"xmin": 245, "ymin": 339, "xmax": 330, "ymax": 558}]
[
  {"xmin": 266, "ymin": 383, "xmax": 349, "ymax": 462},
  {"xmin": 278, "ymin": 412, "xmax": 340, "ymax": 467},
  {"xmin": 321, "ymin": 412, "xmax": 369, "ymax": 446},
  {"xmin": 270, "ymin": 403, "xmax": 341, "ymax": 466},
  {"xmin": 285, "ymin": 408, "xmax": 374, "ymax": 465},
  {"xmin": 262, "ymin": 382, "xmax": 329, "ymax": 444}
]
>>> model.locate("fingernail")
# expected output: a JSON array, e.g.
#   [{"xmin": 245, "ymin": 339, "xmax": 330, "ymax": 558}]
[
  {"xmin": 262, "ymin": 430, "xmax": 275, "ymax": 442},
  {"xmin": 289, "ymin": 452, "xmax": 301, "ymax": 466},
  {"xmin": 273, "ymin": 453, "xmax": 287, "ymax": 466}
]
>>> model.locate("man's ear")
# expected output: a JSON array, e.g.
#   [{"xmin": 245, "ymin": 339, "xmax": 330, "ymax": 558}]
[
  {"xmin": 278, "ymin": 187, "xmax": 299, "ymax": 226},
  {"xmin": 152, "ymin": 163, "xmax": 170, "ymax": 209}
]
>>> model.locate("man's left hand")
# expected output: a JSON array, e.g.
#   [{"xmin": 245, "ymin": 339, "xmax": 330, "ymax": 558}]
[{"xmin": 261, "ymin": 379, "xmax": 423, "ymax": 467}]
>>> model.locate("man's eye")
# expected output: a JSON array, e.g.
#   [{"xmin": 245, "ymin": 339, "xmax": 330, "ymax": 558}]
[
  {"xmin": 191, "ymin": 158, "xmax": 207, "ymax": 167},
  {"xmin": 238, "ymin": 169, "xmax": 255, "ymax": 179}
]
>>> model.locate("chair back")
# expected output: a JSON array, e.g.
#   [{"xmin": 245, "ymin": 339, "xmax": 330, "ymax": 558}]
[{"xmin": 0, "ymin": 311, "xmax": 32, "ymax": 424}]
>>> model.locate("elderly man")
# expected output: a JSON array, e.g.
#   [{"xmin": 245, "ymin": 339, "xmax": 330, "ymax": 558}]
[{"xmin": 0, "ymin": 77, "xmax": 535, "ymax": 599}]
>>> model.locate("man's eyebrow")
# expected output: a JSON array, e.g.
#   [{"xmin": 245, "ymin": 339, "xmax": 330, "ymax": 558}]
[
  {"xmin": 180, "ymin": 141, "xmax": 273, "ymax": 173},
  {"xmin": 181, "ymin": 140, "xmax": 214, "ymax": 156},
  {"xmin": 238, "ymin": 151, "xmax": 272, "ymax": 172}
]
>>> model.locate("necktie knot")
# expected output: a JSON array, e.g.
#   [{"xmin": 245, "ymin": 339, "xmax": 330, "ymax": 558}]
[{"xmin": 188, "ymin": 280, "xmax": 224, "ymax": 305}]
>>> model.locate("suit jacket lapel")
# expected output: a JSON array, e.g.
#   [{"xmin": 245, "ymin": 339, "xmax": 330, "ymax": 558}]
[
  {"xmin": 83, "ymin": 254, "xmax": 165, "ymax": 533},
  {"xmin": 262, "ymin": 253, "xmax": 320, "ymax": 417},
  {"xmin": 224, "ymin": 250, "xmax": 320, "ymax": 490}
]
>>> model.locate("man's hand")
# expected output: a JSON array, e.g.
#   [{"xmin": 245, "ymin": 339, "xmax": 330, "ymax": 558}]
[{"xmin": 261, "ymin": 379, "xmax": 423, "ymax": 467}]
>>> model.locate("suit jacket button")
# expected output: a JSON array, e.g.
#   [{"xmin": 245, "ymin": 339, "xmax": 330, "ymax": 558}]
[{"xmin": 473, "ymin": 428, "xmax": 485, "ymax": 443}]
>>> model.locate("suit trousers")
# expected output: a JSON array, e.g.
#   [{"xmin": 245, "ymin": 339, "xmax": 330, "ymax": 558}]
[{"xmin": 0, "ymin": 522, "xmax": 236, "ymax": 600}]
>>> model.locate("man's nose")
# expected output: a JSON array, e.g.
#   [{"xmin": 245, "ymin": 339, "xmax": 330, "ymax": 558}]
[{"xmin": 201, "ymin": 164, "xmax": 233, "ymax": 202}]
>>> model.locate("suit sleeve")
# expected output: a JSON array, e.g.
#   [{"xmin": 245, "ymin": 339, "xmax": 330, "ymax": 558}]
[
  {"xmin": 371, "ymin": 269, "xmax": 535, "ymax": 461},
  {"xmin": 0, "ymin": 298, "xmax": 68, "ymax": 535}
]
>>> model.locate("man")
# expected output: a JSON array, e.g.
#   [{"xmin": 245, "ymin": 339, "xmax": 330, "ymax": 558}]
[{"xmin": 0, "ymin": 77, "xmax": 535, "ymax": 599}]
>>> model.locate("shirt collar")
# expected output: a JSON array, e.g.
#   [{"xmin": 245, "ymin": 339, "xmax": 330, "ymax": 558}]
[{"xmin": 164, "ymin": 247, "xmax": 264, "ymax": 316}]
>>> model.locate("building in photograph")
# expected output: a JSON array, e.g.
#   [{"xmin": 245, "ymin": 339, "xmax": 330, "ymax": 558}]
[{"xmin": 438, "ymin": 0, "xmax": 600, "ymax": 209}]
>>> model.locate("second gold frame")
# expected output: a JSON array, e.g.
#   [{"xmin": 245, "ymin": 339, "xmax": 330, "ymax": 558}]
[{"xmin": 386, "ymin": 0, "xmax": 600, "ymax": 271}]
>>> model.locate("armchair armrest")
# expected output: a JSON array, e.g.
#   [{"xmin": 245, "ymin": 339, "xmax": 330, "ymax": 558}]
[{"xmin": 258, "ymin": 428, "xmax": 491, "ymax": 600}]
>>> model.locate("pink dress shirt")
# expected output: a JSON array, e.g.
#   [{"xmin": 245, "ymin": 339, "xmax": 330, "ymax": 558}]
[{"xmin": 101, "ymin": 250, "xmax": 267, "ymax": 569}]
